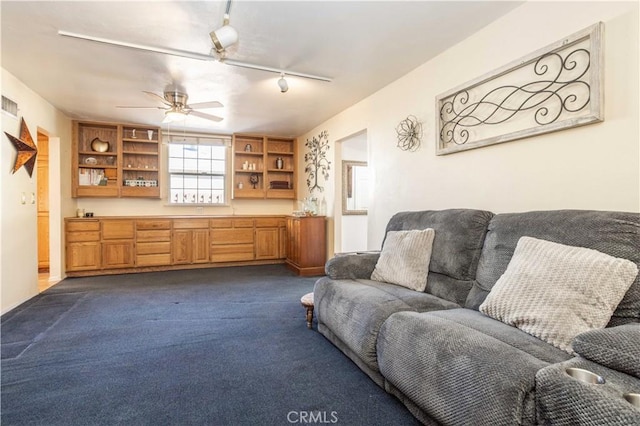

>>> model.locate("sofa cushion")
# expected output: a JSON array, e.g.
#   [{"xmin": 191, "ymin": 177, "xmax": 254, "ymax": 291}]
[
  {"xmin": 572, "ymin": 324, "xmax": 640, "ymax": 379},
  {"xmin": 479, "ymin": 237, "xmax": 637, "ymax": 353},
  {"xmin": 371, "ymin": 229, "xmax": 435, "ymax": 291},
  {"xmin": 314, "ymin": 277, "xmax": 459, "ymax": 372},
  {"xmin": 377, "ymin": 309, "xmax": 570, "ymax": 426},
  {"xmin": 385, "ymin": 209, "xmax": 493, "ymax": 303},
  {"xmin": 467, "ymin": 210, "xmax": 640, "ymax": 326}
]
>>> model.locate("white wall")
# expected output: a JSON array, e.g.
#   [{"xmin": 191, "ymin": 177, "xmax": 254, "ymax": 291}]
[
  {"xmin": 1, "ymin": 68, "xmax": 73, "ymax": 313},
  {"xmin": 297, "ymin": 1, "xmax": 640, "ymax": 254}
]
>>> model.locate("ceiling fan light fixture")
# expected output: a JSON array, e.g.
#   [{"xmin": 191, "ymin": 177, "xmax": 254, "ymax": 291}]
[
  {"xmin": 278, "ymin": 73, "xmax": 289, "ymax": 93},
  {"xmin": 210, "ymin": 24, "xmax": 238, "ymax": 53},
  {"xmin": 164, "ymin": 110, "xmax": 186, "ymax": 123}
]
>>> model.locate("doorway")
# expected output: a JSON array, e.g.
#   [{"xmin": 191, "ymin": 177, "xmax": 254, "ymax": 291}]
[
  {"xmin": 37, "ymin": 131, "xmax": 51, "ymax": 291},
  {"xmin": 337, "ymin": 130, "xmax": 369, "ymax": 253}
]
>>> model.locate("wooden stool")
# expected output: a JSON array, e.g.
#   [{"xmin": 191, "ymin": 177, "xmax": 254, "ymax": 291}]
[{"xmin": 300, "ymin": 292, "xmax": 314, "ymax": 329}]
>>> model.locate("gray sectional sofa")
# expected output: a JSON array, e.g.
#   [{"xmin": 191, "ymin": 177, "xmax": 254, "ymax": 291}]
[{"xmin": 314, "ymin": 209, "xmax": 640, "ymax": 425}]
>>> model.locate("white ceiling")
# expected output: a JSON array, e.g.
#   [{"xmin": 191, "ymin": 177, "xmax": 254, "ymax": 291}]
[{"xmin": 1, "ymin": 1, "xmax": 523, "ymax": 137}]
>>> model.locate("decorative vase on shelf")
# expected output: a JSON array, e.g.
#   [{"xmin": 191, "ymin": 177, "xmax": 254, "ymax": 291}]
[
  {"xmin": 90, "ymin": 138, "xmax": 110, "ymax": 153},
  {"xmin": 147, "ymin": 130, "xmax": 154, "ymax": 140},
  {"xmin": 276, "ymin": 157, "xmax": 284, "ymax": 169}
]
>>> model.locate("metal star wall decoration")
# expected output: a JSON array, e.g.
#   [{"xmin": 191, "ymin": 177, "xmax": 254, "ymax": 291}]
[{"xmin": 4, "ymin": 118, "xmax": 38, "ymax": 177}]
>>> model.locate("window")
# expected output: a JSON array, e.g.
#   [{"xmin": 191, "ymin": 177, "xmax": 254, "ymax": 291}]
[{"xmin": 167, "ymin": 134, "xmax": 230, "ymax": 205}]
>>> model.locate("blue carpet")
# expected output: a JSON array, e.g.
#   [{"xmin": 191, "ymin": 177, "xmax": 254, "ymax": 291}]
[{"xmin": 1, "ymin": 265, "xmax": 420, "ymax": 425}]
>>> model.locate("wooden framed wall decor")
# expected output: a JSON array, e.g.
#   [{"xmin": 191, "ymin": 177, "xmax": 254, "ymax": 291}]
[{"xmin": 436, "ymin": 22, "xmax": 604, "ymax": 155}]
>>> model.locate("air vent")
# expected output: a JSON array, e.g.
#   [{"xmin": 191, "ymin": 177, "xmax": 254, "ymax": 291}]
[{"xmin": 1, "ymin": 95, "xmax": 18, "ymax": 118}]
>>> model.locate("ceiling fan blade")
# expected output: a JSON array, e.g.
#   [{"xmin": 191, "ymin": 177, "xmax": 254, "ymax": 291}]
[
  {"xmin": 187, "ymin": 101, "xmax": 224, "ymax": 109},
  {"xmin": 189, "ymin": 110, "xmax": 223, "ymax": 122},
  {"xmin": 116, "ymin": 106, "xmax": 167, "ymax": 109},
  {"xmin": 143, "ymin": 91, "xmax": 173, "ymax": 107},
  {"xmin": 57, "ymin": 30, "xmax": 215, "ymax": 62}
]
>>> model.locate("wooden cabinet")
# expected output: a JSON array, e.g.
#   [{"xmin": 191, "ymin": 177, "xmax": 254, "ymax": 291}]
[
  {"xmin": 232, "ymin": 134, "xmax": 297, "ymax": 200},
  {"xmin": 210, "ymin": 218, "xmax": 255, "ymax": 262},
  {"xmin": 101, "ymin": 220, "xmax": 135, "ymax": 269},
  {"xmin": 286, "ymin": 216, "xmax": 327, "ymax": 276},
  {"xmin": 66, "ymin": 220, "xmax": 101, "ymax": 271},
  {"xmin": 65, "ymin": 216, "xmax": 290, "ymax": 276},
  {"xmin": 136, "ymin": 219, "xmax": 172, "ymax": 267},
  {"xmin": 72, "ymin": 120, "xmax": 160, "ymax": 198},
  {"xmin": 255, "ymin": 217, "xmax": 286, "ymax": 260},
  {"xmin": 121, "ymin": 125, "xmax": 160, "ymax": 198},
  {"xmin": 265, "ymin": 137, "xmax": 296, "ymax": 199},
  {"xmin": 72, "ymin": 121, "xmax": 120, "ymax": 197},
  {"xmin": 172, "ymin": 219, "xmax": 210, "ymax": 264}
]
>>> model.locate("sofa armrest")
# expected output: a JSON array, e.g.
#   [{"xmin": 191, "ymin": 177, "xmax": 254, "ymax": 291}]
[
  {"xmin": 324, "ymin": 252, "xmax": 380, "ymax": 280},
  {"xmin": 572, "ymin": 324, "xmax": 640, "ymax": 379},
  {"xmin": 536, "ymin": 358, "xmax": 640, "ymax": 425}
]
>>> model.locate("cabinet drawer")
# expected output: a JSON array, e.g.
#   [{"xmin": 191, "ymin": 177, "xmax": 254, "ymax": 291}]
[
  {"xmin": 67, "ymin": 220, "xmax": 100, "ymax": 232},
  {"xmin": 255, "ymin": 217, "xmax": 281, "ymax": 227},
  {"xmin": 173, "ymin": 218, "xmax": 209, "ymax": 229},
  {"xmin": 210, "ymin": 218, "xmax": 232, "ymax": 228},
  {"xmin": 136, "ymin": 254, "xmax": 172, "ymax": 267},
  {"xmin": 137, "ymin": 229, "xmax": 171, "ymax": 242},
  {"xmin": 211, "ymin": 228, "xmax": 254, "ymax": 245},
  {"xmin": 233, "ymin": 218, "xmax": 254, "ymax": 228},
  {"xmin": 210, "ymin": 244, "xmax": 254, "ymax": 262},
  {"xmin": 137, "ymin": 241, "xmax": 171, "ymax": 255},
  {"xmin": 67, "ymin": 231, "xmax": 100, "ymax": 242},
  {"xmin": 136, "ymin": 219, "xmax": 171, "ymax": 230},
  {"xmin": 102, "ymin": 220, "xmax": 135, "ymax": 239}
]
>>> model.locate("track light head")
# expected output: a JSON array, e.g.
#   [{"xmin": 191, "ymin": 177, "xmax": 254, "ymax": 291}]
[
  {"xmin": 278, "ymin": 73, "xmax": 289, "ymax": 93},
  {"xmin": 210, "ymin": 24, "xmax": 238, "ymax": 53}
]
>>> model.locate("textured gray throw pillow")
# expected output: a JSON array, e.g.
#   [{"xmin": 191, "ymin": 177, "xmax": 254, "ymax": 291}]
[
  {"xmin": 371, "ymin": 228, "xmax": 435, "ymax": 291},
  {"xmin": 479, "ymin": 236, "xmax": 638, "ymax": 353}
]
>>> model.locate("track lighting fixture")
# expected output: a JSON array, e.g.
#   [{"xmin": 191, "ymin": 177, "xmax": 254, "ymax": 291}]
[
  {"xmin": 278, "ymin": 73, "xmax": 289, "ymax": 93},
  {"xmin": 210, "ymin": 16, "xmax": 239, "ymax": 54}
]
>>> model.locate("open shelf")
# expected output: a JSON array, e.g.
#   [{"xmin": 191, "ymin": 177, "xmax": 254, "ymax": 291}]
[
  {"xmin": 72, "ymin": 120, "xmax": 161, "ymax": 198},
  {"xmin": 232, "ymin": 134, "xmax": 297, "ymax": 200}
]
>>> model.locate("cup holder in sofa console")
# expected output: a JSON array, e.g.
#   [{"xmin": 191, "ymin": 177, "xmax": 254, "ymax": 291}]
[
  {"xmin": 624, "ymin": 393, "xmax": 640, "ymax": 408},
  {"xmin": 565, "ymin": 368, "xmax": 606, "ymax": 384}
]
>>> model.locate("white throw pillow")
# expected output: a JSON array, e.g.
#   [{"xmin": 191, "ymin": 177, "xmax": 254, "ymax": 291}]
[
  {"xmin": 371, "ymin": 228, "xmax": 435, "ymax": 291},
  {"xmin": 479, "ymin": 236, "xmax": 638, "ymax": 353}
]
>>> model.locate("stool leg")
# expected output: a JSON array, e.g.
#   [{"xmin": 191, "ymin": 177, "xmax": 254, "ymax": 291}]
[{"xmin": 306, "ymin": 306, "xmax": 314, "ymax": 328}]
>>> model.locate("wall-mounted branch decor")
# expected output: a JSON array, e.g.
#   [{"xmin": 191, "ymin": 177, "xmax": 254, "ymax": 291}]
[
  {"xmin": 436, "ymin": 22, "xmax": 603, "ymax": 155},
  {"xmin": 396, "ymin": 115, "xmax": 422, "ymax": 151},
  {"xmin": 304, "ymin": 130, "xmax": 331, "ymax": 194},
  {"xmin": 4, "ymin": 118, "xmax": 38, "ymax": 176}
]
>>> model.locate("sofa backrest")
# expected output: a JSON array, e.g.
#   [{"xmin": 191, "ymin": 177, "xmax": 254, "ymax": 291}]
[
  {"xmin": 465, "ymin": 210, "xmax": 640, "ymax": 326},
  {"xmin": 384, "ymin": 209, "xmax": 494, "ymax": 305}
]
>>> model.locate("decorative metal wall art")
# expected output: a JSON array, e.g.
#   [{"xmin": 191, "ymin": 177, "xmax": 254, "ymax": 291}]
[
  {"xmin": 304, "ymin": 130, "xmax": 331, "ymax": 193},
  {"xmin": 396, "ymin": 115, "xmax": 422, "ymax": 151},
  {"xmin": 436, "ymin": 23, "xmax": 603, "ymax": 155},
  {"xmin": 4, "ymin": 118, "xmax": 38, "ymax": 177}
]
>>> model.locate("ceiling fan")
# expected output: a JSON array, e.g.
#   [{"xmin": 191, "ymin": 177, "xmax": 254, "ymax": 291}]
[
  {"xmin": 117, "ymin": 90, "xmax": 223, "ymax": 123},
  {"xmin": 57, "ymin": 0, "xmax": 332, "ymax": 83}
]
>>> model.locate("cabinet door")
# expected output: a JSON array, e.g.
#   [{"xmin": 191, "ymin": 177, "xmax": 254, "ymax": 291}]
[
  {"xmin": 192, "ymin": 229, "xmax": 210, "ymax": 264},
  {"xmin": 286, "ymin": 218, "xmax": 300, "ymax": 264},
  {"xmin": 279, "ymin": 225, "xmax": 287, "ymax": 259},
  {"xmin": 102, "ymin": 241, "xmax": 135, "ymax": 269},
  {"xmin": 255, "ymin": 228, "xmax": 279, "ymax": 260},
  {"xmin": 172, "ymin": 230, "xmax": 191, "ymax": 264},
  {"xmin": 67, "ymin": 242, "xmax": 101, "ymax": 271}
]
